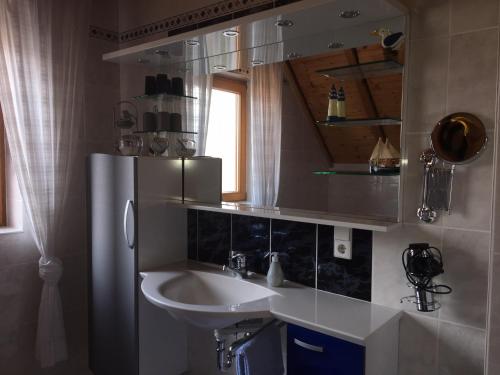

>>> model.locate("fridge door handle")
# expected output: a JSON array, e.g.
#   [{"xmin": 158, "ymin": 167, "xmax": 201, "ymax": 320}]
[{"xmin": 123, "ymin": 200, "xmax": 135, "ymax": 250}]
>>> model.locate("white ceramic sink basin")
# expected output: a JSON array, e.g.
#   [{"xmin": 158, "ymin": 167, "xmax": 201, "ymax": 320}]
[{"xmin": 141, "ymin": 263, "xmax": 278, "ymax": 329}]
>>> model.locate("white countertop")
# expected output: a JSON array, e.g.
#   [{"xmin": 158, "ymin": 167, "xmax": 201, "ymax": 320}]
[
  {"xmin": 165, "ymin": 200, "xmax": 400, "ymax": 232},
  {"xmin": 268, "ymin": 281, "xmax": 402, "ymax": 345},
  {"xmin": 142, "ymin": 261, "xmax": 402, "ymax": 346}
]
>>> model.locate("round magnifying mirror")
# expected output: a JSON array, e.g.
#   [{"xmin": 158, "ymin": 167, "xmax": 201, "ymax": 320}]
[{"xmin": 431, "ymin": 112, "xmax": 487, "ymax": 164}]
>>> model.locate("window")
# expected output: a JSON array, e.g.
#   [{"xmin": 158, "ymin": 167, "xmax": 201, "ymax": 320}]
[{"xmin": 206, "ymin": 76, "xmax": 247, "ymax": 202}]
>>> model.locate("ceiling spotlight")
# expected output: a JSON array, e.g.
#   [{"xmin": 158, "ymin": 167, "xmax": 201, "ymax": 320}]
[
  {"xmin": 251, "ymin": 59, "xmax": 264, "ymax": 66},
  {"xmin": 214, "ymin": 65, "xmax": 227, "ymax": 70},
  {"xmin": 339, "ymin": 10, "xmax": 361, "ymax": 18},
  {"xmin": 223, "ymin": 30, "xmax": 239, "ymax": 37},
  {"xmin": 287, "ymin": 52, "xmax": 301, "ymax": 59},
  {"xmin": 137, "ymin": 58, "xmax": 150, "ymax": 64},
  {"xmin": 275, "ymin": 19, "xmax": 294, "ymax": 27},
  {"xmin": 154, "ymin": 50, "xmax": 169, "ymax": 57},
  {"xmin": 186, "ymin": 40, "xmax": 200, "ymax": 46},
  {"xmin": 328, "ymin": 41, "xmax": 345, "ymax": 49}
]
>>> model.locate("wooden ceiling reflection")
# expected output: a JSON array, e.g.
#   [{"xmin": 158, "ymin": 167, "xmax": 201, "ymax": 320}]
[{"xmin": 288, "ymin": 44, "xmax": 403, "ymax": 164}]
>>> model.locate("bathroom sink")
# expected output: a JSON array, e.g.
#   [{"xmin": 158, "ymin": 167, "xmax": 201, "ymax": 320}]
[{"xmin": 141, "ymin": 263, "xmax": 278, "ymax": 329}]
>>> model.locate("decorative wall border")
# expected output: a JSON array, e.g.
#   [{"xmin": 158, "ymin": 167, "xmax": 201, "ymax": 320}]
[
  {"xmin": 89, "ymin": 0, "xmax": 301, "ymax": 44},
  {"xmin": 89, "ymin": 26, "xmax": 119, "ymax": 43}
]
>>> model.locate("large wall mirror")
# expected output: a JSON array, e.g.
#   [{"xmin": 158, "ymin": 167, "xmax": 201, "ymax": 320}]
[{"xmin": 109, "ymin": 0, "xmax": 407, "ymax": 222}]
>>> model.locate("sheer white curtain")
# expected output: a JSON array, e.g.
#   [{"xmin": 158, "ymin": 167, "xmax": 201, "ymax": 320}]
[
  {"xmin": 249, "ymin": 63, "xmax": 283, "ymax": 207},
  {"xmin": 184, "ymin": 71, "xmax": 212, "ymax": 156},
  {"xmin": 0, "ymin": 0, "xmax": 89, "ymax": 367},
  {"xmin": 182, "ymin": 36, "xmax": 212, "ymax": 156}
]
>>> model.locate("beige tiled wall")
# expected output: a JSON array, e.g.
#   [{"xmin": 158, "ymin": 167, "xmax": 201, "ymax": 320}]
[
  {"xmin": 0, "ymin": 0, "xmax": 119, "ymax": 374},
  {"xmin": 374, "ymin": 1, "xmax": 500, "ymax": 374},
  {"xmin": 3, "ymin": 0, "xmax": 500, "ymax": 374}
]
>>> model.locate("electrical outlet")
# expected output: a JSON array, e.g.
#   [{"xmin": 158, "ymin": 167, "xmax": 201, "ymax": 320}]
[{"xmin": 334, "ymin": 239, "xmax": 352, "ymax": 260}]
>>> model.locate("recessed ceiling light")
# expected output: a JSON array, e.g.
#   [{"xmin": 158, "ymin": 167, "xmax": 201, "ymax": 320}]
[
  {"xmin": 275, "ymin": 19, "xmax": 294, "ymax": 27},
  {"xmin": 339, "ymin": 10, "xmax": 361, "ymax": 18},
  {"xmin": 223, "ymin": 30, "xmax": 239, "ymax": 37},
  {"xmin": 154, "ymin": 50, "xmax": 169, "ymax": 56},
  {"xmin": 214, "ymin": 65, "xmax": 227, "ymax": 70},
  {"xmin": 251, "ymin": 59, "xmax": 264, "ymax": 66},
  {"xmin": 137, "ymin": 58, "xmax": 150, "ymax": 64},
  {"xmin": 186, "ymin": 40, "xmax": 200, "ymax": 46},
  {"xmin": 328, "ymin": 41, "xmax": 345, "ymax": 49},
  {"xmin": 287, "ymin": 52, "xmax": 301, "ymax": 59}
]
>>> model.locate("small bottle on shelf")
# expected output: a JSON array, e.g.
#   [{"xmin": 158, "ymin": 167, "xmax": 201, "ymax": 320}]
[
  {"xmin": 337, "ymin": 86, "xmax": 346, "ymax": 120},
  {"xmin": 327, "ymin": 84, "xmax": 338, "ymax": 122}
]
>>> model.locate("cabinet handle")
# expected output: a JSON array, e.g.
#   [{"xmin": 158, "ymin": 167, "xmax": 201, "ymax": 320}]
[
  {"xmin": 123, "ymin": 200, "xmax": 135, "ymax": 249},
  {"xmin": 293, "ymin": 338, "xmax": 324, "ymax": 353}
]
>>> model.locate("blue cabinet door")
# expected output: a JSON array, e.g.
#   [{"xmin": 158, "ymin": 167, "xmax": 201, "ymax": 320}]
[{"xmin": 287, "ymin": 324, "xmax": 365, "ymax": 375}]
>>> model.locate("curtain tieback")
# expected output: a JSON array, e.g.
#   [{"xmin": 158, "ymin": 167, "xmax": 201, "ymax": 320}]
[{"xmin": 38, "ymin": 256, "xmax": 63, "ymax": 286}]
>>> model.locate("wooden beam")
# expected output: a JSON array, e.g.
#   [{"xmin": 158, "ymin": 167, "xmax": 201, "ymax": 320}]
[
  {"xmin": 284, "ymin": 61, "xmax": 334, "ymax": 163},
  {"xmin": 344, "ymin": 48, "xmax": 386, "ymax": 141}
]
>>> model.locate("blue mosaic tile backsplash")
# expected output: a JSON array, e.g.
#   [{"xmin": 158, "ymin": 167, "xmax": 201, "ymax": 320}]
[{"xmin": 187, "ymin": 209, "xmax": 373, "ymax": 302}]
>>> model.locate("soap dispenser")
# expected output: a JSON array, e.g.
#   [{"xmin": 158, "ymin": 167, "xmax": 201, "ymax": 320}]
[{"xmin": 267, "ymin": 252, "xmax": 284, "ymax": 287}]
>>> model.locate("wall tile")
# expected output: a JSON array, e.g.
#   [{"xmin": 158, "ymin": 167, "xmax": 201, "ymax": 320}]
[
  {"xmin": 327, "ymin": 175, "xmax": 399, "ymax": 219},
  {"xmin": 488, "ymin": 253, "xmax": 500, "ymax": 374},
  {"xmin": 406, "ymin": 36, "xmax": 449, "ymax": 133},
  {"xmin": 197, "ymin": 211, "xmax": 230, "ymax": 265},
  {"xmin": 0, "ymin": 230, "xmax": 39, "ymax": 268},
  {"xmin": 317, "ymin": 226, "xmax": 372, "ymax": 301},
  {"xmin": 438, "ymin": 321, "xmax": 485, "ymax": 375},
  {"xmin": 271, "ymin": 219, "xmax": 316, "ymax": 287},
  {"xmin": 86, "ymin": 38, "xmax": 120, "ymax": 88},
  {"xmin": 59, "ymin": 254, "xmax": 87, "ymax": 315},
  {"xmin": 0, "ymin": 263, "xmax": 41, "ymax": 333},
  {"xmin": 0, "ymin": 321, "xmax": 38, "ymax": 375},
  {"xmin": 231, "ymin": 215, "xmax": 270, "ymax": 275},
  {"xmin": 398, "ymin": 313, "xmax": 439, "ymax": 375},
  {"xmin": 187, "ymin": 209, "xmax": 197, "ymax": 260},
  {"xmin": 90, "ymin": 0, "xmax": 118, "ymax": 31},
  {"xmin": 447, "ymin": 29, "xmax": 498, "ymax": 130},
  {"xmin": 495, "ymin": 125, "xmax": 500, "ymax": 252},
  {"xmin": 372, "ymin": 224, "xmax": 443, "ymax": 316},
  {"xmin": 439, "ymin": 229, "xmax": 490, "ymax": 328},
  {"xmin": 85, "ymin": 83, "xmax": 121, "ymax": 142},
  {"xmin": 441, "ymin": 135, "xmax": 494, "ymax": 230},
  {"xmin": 410, "ymin": 0, "xmax": 450, "ymax": 40},
  {"xmin": 450, "ymin": 0, "xmax": 499, "ymax": 34},
  {"xmin": 55, "ymin": 196, "xmax": 87, "ymax": 258}
]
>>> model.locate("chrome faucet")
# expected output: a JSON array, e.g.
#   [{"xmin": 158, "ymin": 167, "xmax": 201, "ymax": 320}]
[{"xmin": 223, "ymin": 251, "xmax": 250, "ymax": 279}]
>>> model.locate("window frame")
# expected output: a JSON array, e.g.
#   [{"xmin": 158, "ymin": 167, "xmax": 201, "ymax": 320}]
[{"xmin": 211, "ymin": 75, "xmax": 247, "ymax": 202}]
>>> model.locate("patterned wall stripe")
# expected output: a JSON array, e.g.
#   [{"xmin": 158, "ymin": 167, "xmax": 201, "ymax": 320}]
[{"xmin": 89, "ymin": 0, "xmax": 301, "ymax": 43}]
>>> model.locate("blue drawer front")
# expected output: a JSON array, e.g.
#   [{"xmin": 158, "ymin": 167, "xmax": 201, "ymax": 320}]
[{"xmin": 287, "ymin": 324, "xmax": 365, "ymax": 375}]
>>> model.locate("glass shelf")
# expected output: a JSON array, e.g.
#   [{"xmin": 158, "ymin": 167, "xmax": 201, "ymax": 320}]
[
  {"xmin": 313, "ymin": 170, "xmax": 400, "ymax": 176},
  {"xmin": 133, "ymin": 93, "xmax": 198, "ymax": 100},
  {"xmin": 317, "ymin": 60, "xmax": 403, "ymax": 80},
  {"xmin": 133, "ymin": 130, "xmax": 198, "ymax": 135},
  {"xmin": 316, "ymin": 118, "xmax": 401, "ymax": 127}
]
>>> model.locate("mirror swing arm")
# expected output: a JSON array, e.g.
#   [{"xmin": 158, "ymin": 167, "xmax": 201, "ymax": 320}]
[{"xmin": 417, "ymin": 112, "xmax": 488, "ymax": 223}]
